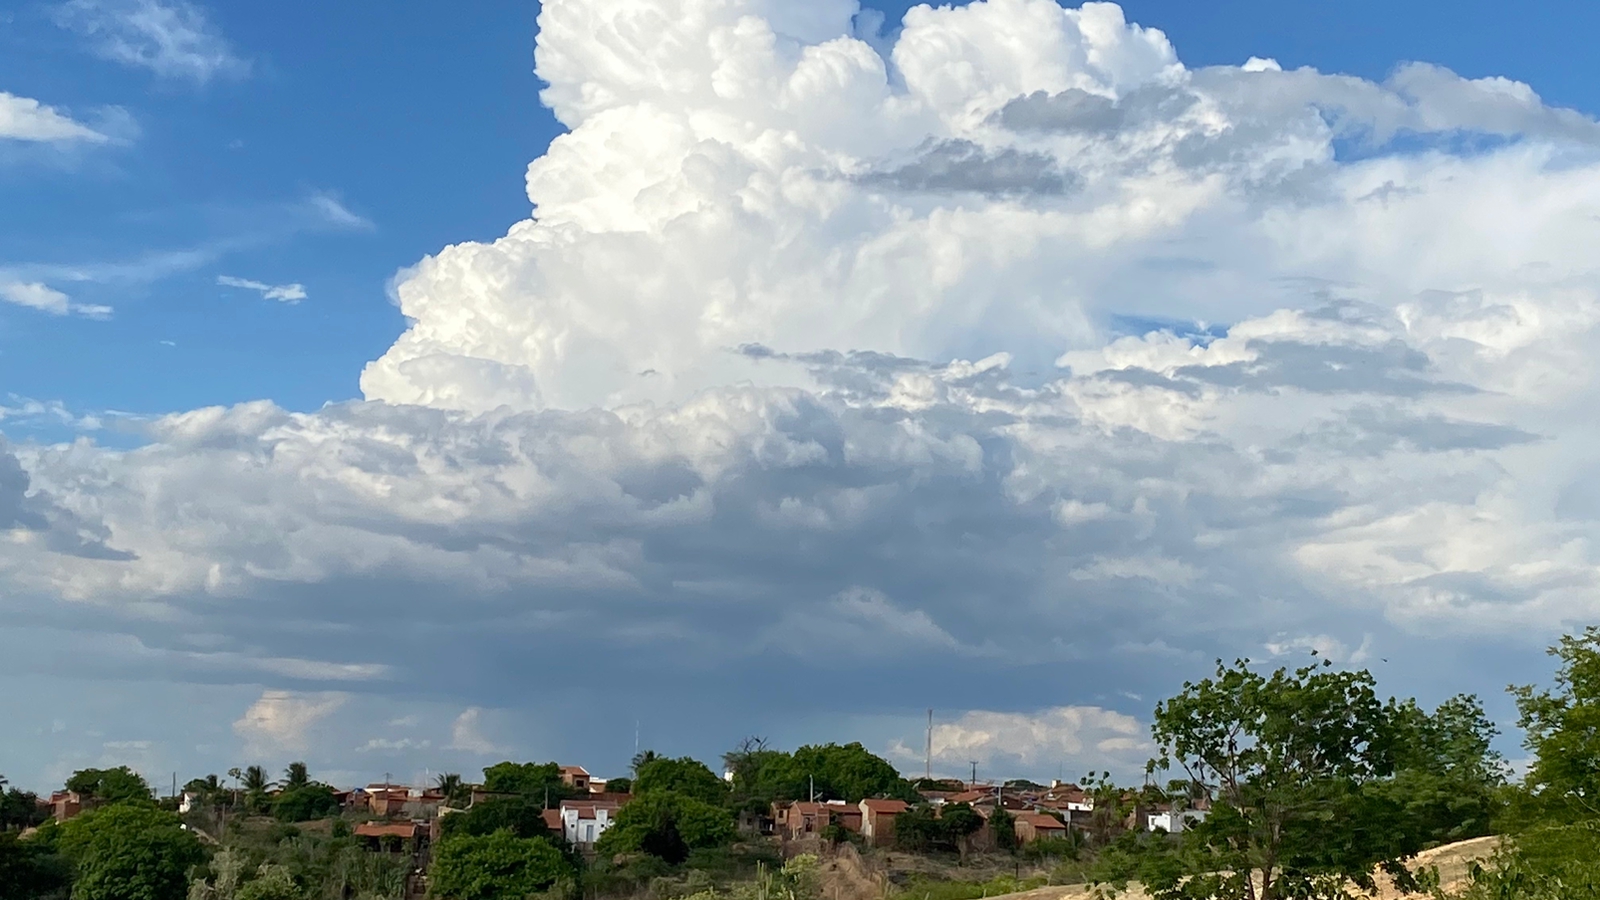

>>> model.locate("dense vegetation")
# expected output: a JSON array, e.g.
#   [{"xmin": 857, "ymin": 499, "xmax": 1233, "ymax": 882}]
[{"xmin": 8, "ymin": 628, "xmax": 1600, "ymax": 898}]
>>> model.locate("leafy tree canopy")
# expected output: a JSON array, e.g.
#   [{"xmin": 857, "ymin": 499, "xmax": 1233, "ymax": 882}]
[
  {"xmin": 271, "ymin": 785, "xmax": 339, "ymax": 823},
  {"xmin": 594, "ymin": 793, "xmax": 735, "ymax": 864},
  {"xmin": 1512, "ymin": 625, "xmax": 1600, "ymax": 821},
  {"xmin": 1457, "ymin": 627, "xmax": 1600, "ymax": 895},
  {"xmin": 62, "ymin": 768, "xmax": 151, "ymax": 806},
  {"xmin": 1135, "ymin": 658, "xmax": 1424, "ymax": 900},
  {"xmin": 2, "ymin": 787, "xmax": 49, "ymax": 831},
  {"xmin": 724, "ymin": 741, "xmax": 915, "ymax": 809},
  {"xmin": 57, "ymin": 803, "xmax": 203, "ymax": 900},
  {"xmin": 429, "ymin": 831, "xmax": 574, "ymax": 900},
  {"xmin": 281, "ymin": 764, "xmax": 309, "ymax": 793},
  {"xmin": 633, "ymin": 757, "xmax": 727, "ymax": 806},
  {"xmin": 1371, "ymin": 694, "xmax": 1505, "ymax": 847},
  {"xmin": 480, "ymin": 762, "xmax": 576, "ymax": 805},
  {"xmin": 893, "ymin": 803, "xmax": 984, "ymax": 855},
  {"xmin": 438, "ymin": 796, "xmax": 553, "ymax": 843},
  {"xmin": 0, "ymin": 832, "xmax": 72, "ymax": 900},
  {"xmin": 790, "ymin": 743, "xmax": 916, "ymax": 804}
]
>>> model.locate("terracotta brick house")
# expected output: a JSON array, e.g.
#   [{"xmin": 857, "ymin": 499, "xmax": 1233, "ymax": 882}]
[
  {"xmin": 559, "ymin": 766, "xmax": 591, "ymax": 792},
  {"xmin": 49, "ymin": 791, "xmax": 88, "ymax": 823},
  {"xmin": 858, "ymin": 799, "xmax": 909, "ymax": 847},
  {"xmin": 774, "ymin": 801, "xmax": 861, "ymax": 839},
  {"xmin": 1013, "ymin": 811, "xmax": 1068, "ymax": 844}
]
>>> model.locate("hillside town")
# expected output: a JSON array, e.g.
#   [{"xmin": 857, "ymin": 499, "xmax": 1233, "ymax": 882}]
[{"xmin": 37, "ymin": 759, "xmax": 1207, "ymax": 858}]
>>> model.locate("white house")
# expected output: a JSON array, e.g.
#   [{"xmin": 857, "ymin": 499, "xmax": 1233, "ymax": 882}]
[
  {"xmin": 1147, "ymin": 808, "xmax": 1207, "ymax": 833},
  {"xmin": 560, "ymin": 800, "xmax": 620, "ymax": 847}
]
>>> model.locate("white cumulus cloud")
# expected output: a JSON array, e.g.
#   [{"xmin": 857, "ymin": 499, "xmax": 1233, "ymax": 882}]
[
  {"xmin": 890, "ymin": 706, "xmax": 1152, "ymax": 778},
  {"xmin": 447, "ymin": 708, "xmax": 506, "ymax": 755},
  {"xmin": 0, "ymin": 93, "xmax": 107, "ymax": 143},
  {"xmin": 233, "ymin": 690, "xmax": 346, "ymax": 756},
  {"xmin": 0, "ymin": 281, "xmax": 113, "ymax": 319},
  {"xmin": 6, "ymin": 0, "xmax": 1600, "ymax": 784}
]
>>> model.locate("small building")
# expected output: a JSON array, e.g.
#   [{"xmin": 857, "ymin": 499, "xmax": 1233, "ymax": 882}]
[
  {"xmin": 49, "ymin": 791, "xmax": 88, "ymax": 823},
  {"xmin": 355, "ymin": 821, "xmax": 426, "ymax": 853},
  {"xmin": 858, "ymin": 799, "xmax": 909, "ymax": 847},
  {"xmin": 541, "ymin": 808, "xmax": 563, "ymax": 833},
  {"xmin": 559, "ymin": 799, "xmax": 619, "ymax": 848},
  {"xmin": 559, "ymin": 766, "xmax": 591, "ymax": 793},
  {"xmin": 1013, "ymin": 811, "xmax": 1069, "ymax": 844},
  {"xmin": 1147, "ymin": 807, "xmax": 1207, "ymax": 834},
  {"xmin": 774, "ymin": 801, "xmax": 829, "ymax": 839}
]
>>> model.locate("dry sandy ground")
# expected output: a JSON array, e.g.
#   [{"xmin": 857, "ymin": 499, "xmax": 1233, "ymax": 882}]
[{"xmin": 940, "ymin": 836, "xmax": 1502, "ymax": 900}]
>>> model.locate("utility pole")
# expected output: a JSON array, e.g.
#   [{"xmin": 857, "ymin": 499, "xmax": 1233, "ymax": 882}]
[
  {"xmin": 809, "ymin": 775, "xmax": 815, "ymax": 803},
  {"xmin": 925, "ymin": 709, "xmax": 932, "ymax": 781},
  {"xmin": 970, "ymin": 761, "xmax": 978, "ymax": 789}
]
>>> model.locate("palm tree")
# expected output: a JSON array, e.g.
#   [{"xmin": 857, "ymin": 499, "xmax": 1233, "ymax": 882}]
[
  {"xmin": 435, "ymin": 773, "xmax": 469, "ymax": 809},
  {"xmin": 284, "ymin": 762, "xmax": 309, "ymax": 791},
  {"xmin": 227, "ymin": 767, "xmax": 242, "ymax": 808},
  {"xmin": 243, "ymin": 765, "xmax": 270, "ymax": 794},
  {"xmin": 631, "ymin": 750, "xmax": 659, "ymax": 775}
]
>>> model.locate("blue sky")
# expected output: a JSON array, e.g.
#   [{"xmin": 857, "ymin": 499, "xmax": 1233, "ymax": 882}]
[
  {"xmin": 4, "ymin": 0, "xmax": 1600, "ymax": 794},
  {"xmin": 6, "ymin": 0, "xmax": 1600, "ymax": 424}
]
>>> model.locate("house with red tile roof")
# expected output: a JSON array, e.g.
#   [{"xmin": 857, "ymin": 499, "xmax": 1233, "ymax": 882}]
[{"xmin": 858, "ymin": 798, "xmax": 909, "ymax": 847}]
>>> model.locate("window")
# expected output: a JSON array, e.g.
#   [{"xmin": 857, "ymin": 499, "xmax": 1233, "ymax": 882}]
[{"xmin": 584, "ymin": 823, "xmax": 595, "ymax": 843}]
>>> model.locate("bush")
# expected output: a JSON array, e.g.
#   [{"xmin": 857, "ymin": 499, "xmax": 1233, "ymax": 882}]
[
  {"xmin": 57, "ymin": 804, "xmax": 204, "ymax": 900},
  {"xmin": 1020, "ymin": 835, "xmax": 1080, "ymax": 861},
  {"xmin": 272, "ymin": 786, "xmax": 339, "ymax": 823},
  {"xmin": 438, "ymin": 796, "xmax": 553, "ymax": 842},
  {"xmin": 0, "ymin": 832, "xmax": 72, "ymax": 900},
  {"xmin": 430, "ymin": 831, "xmax": 575, "ymax": 900},
  {"xmin": 899, "ymin": 874, "xmax": 1046, "ymax": 900}
]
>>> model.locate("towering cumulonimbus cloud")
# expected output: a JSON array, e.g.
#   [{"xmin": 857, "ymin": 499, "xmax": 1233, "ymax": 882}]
[{"xmin": 8, "ymin": 0, "xmax": 1600, "ymax": 780}]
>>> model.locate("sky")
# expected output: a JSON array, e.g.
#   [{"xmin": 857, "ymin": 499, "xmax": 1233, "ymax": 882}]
[{"xmin": 3, "ymin": 0, "xmax": 1600, "ymax": 794}]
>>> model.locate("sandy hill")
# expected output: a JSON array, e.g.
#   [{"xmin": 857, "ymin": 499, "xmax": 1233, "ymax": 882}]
[{"xmin": 959, "ymin": 836, "xmax": 1501, "ymax": 900}]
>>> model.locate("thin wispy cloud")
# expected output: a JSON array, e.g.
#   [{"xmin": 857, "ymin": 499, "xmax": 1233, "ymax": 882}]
[
  {"xmin": 53, "ymin": 0, "xmax": 249, "ymax": 85},
  {"xmin": 307, "ymin": 193, "xmax": 374, "ymax": 231},
  {"xmin": 0, "ymin": 281, "xmax": 112, "ymax": 319},
  {"xmin": 0, "ymin": 93, "xmax": 107, "ymax": 143},
  {"xmin": 218, "ymin": 275, "xmax": 307, "ymax": 303}
]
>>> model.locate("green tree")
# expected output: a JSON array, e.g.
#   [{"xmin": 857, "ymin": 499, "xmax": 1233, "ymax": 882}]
[
  {"xmin": 1454, "ymin": 627, "xmax": 1600, "ymax": 896},
  {"xmin": 788, "ymin": 743, "xmax": 915, "ymax": 803},
  {"xmin": 429, "ymin": 831, "xmax": 573, "ymax": 900},
  {"xmin": 595, "ymin": 793, "xmax": 734, "ymax": 864},
  {"xmin": 939, "ymin": 803, "xmax": 985, "ymax": 859},
  {"xmin": 1133, "ymin": 658, "xmax": 1420, "ymax": 900},
  {"xmin": 281, "ymin": 765, "xmax": 308, "ymax": 793},
  {"xmin": 0, "ymin": 832, "xmax": 72, "ymax": 900},
  {"xmin": 632, "ymin": 757, "xmax": 726, "ymax": 806},
  {"xmin": 1511, "ymin": 625, "xmax": 1600, "ymax": 821},
  {"xmin": 602, "ymin": 777, "xmax": 632, "ymax": 795},
  {"xmin": 57, "ymin": 803, "xmax": 204, "ymax": 900},
  {"xmin": 437, "ymin": 797, "xmax": 554, "ymax": 842},
  {"xmin": 180, "ymin": 776, "xmax": 223, "ymax": 810},
  {"xmin": 63, "ymin": 769, "xmax": 151, "ymax": 806},
  {"xmin": 989, "ymin": 807, "xmax": 1018, "ymax": 854},
  {"xmin": 434, "ymin": 774, "xmax": 470, "ymax": 809},
  {"xmin": 240, "ymin": 768, "xmax": 269, "ymax": 795},
  {"xmin": 891, "ymin": 803, "xmax": 983, "ymax": 855},
  {"xmin": 232, "ymin": 864, "xmax": 298, "ymax": 900},
  {"xmin": 271, "ymin": 785, "xmax": 338, "ymax": 823},
  {"xmin": 1371, "ymin": 694, "xmax": 1505, "ymax": 847},
  {"xmin": 480, "ymin": 762, "xmax": 574, "ymax": 806},
  {"xmin": 2, "ymin": 786, "xmax": 49, "ymax": 831}
]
